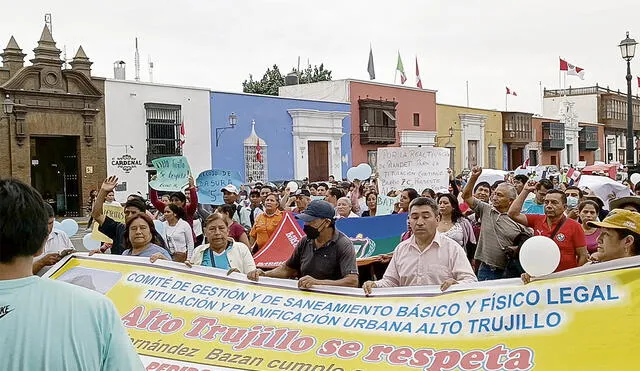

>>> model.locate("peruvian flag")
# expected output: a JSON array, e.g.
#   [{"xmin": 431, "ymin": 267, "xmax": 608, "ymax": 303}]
[
  {"xmin": 179, "ymin": 120, "xmax": 186, "ymax": 146},
  {"xmin": 415, "ymin": 57, "xmax": 423, "ymax": 89},
  {"xmin": 253, "ymin": 212, "xmax": 304, "ymax": 268},
  {"xmin": 506, "ymin": 87, "xmax": 517, "ymax": 96},
  {"xmin": 256, "ymin": 138, "xmax": 263, "ymax": 163},
  {"xmin": 560, "ymin": 58, "xmax": 585, "ymax": 79},
  {"xmin": 520, "ymin": 158, "xmax": 530, "ymax": 169},
  {"xmin": 637, "ymin": 76, "xmax": 640, "ymax": 88}
]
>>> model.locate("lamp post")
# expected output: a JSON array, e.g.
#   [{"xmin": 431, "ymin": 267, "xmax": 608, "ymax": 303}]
[
  {"xmin": 215, "ymin": 112, "xmax": 237, "ymax": 147},
  {"xmin": 2, "ymin": 94, "xmax": 14, "ymax": 115},
  {"xmin": 619, "ymin": 31, "xmax": 637, "ymax": 168}
]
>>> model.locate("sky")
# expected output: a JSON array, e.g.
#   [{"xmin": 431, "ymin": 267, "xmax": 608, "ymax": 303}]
[{"xmin": 2, "ymin": 0, "xmax": 640, "ymax": 115}]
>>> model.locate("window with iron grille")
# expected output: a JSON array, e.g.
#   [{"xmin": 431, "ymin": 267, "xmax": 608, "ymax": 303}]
[{"xmin": 145, "ymin": 103, "xmax": 182, "ymax": 164}]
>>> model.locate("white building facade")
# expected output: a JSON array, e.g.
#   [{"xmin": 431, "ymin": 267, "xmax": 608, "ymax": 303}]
[{"xmin": 104, "ymin": 79, "xmax": 211, "ymax": 200}]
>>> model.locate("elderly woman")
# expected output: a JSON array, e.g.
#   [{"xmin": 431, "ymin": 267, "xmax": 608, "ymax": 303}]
[
  {"xmin": 121, "ymin": 214, "xmax": 171, "ymax": 259},
  {"xmin": 185, "ymin": 213, "xmax": 257, "ymax": 274},
  {"xmin": 249, "ymin": 193, "xmax": 283, "ymax": 253},
  {"xmin": 336, "ymin": 197, "xmax": 359, "ymax": 218}
]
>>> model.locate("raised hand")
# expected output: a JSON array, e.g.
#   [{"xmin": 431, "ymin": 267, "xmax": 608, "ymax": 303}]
[
  {"xmin": 101, "ymin": 176, "xmax": 118, "ymax": 193},
  {"xmin": 471, "ymin": 166, "xmax": 482, "ymax": 177}
]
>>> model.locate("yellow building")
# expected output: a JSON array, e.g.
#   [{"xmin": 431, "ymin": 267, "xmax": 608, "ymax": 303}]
[{"xmin": 436, "ymin": 104, "xmax": 503, "ymax": 174}]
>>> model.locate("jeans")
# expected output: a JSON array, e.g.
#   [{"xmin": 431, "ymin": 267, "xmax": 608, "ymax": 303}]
[{"xmin": 478, "ymin": 262, "xmax": 504, "ymax": 281}]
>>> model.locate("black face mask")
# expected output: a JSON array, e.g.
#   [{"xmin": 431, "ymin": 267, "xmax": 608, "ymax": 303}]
[{"xmin": 303, "ymin": 221, "xmax": 325, "ymax": 240}]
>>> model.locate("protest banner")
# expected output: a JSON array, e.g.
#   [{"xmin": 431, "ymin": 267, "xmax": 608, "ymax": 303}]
[
  {"xmin": 377, "ymin": 195, "xmax": 400, "ymax": 216},
  {"xmin": 91, "ymin": 204, "xmax": 125, "ymax": 243},
  {"xmin": 377, "ymin": 147, "xmax": 450, "ymax": 195},
  {"xmin": 46, "ymin": 254, "xmax": 640, "ymax": 371},
  {"xmin": 253, "ymin": 212, "xmax": 305, "ymax": 269},
  {"xmin": 196, "ymin": 169, "xmax": 243, "ymax": 205},
  {"xmin": 149, "ymin": 156, "xmax": 191, "ymax": 191}
]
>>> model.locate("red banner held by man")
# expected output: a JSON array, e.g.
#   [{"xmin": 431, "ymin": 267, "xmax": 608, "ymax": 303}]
[{"xmin": 253, "ymin": 211, "xmax": 304, "ymax": 268}]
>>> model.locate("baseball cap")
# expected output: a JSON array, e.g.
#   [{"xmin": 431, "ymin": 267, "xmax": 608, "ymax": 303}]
[
  {"xmin": 295, "ymin": 200, "xmax": 336, "ymax": 222},
  {"xmin": 294, "ymin": 189, "xmax": 311, "ymax": 197},
  {"xmin": 609, "ymin": 196, "xmax": 640, "ymax": 212},
  {"xmin": 588, "ymin": 209, "xmax": 640, "ymax": 235},
  {"xmin": 221, "ymin": 184, "xmax": 238, "ymax": 194}
]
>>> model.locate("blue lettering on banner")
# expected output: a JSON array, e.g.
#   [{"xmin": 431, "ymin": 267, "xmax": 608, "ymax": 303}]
[{"xmin": 196, "ymin": 169, "xmax": 243, "ymax": 204}]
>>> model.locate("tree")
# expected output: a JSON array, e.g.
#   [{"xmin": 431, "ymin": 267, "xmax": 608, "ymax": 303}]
[{"xmin": 242, "ymin": 63, "xmax": 332, "ymax": 95}]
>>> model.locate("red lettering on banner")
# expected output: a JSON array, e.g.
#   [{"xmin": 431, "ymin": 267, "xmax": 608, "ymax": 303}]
[
  {"xmin": 459, "ymin": 350, "xmax": 484, "ymax": 369},
  {"xmin": 388, "ymin": 347, "xmax": 414, "ymax": 365},
  {"xmin": 317, "ymin": 339, "xmax": 363, "ymax": 359},
  {"xmin": 427, "ymin": 350, "xmax": 462, "ymax": 371},
  {"xmin": 120, "ymin": 306, "xmax": 184, "ymax": 334},
  {"xmin": 146, "ymin": 362, "xmax": 198, "ymax": 371}
]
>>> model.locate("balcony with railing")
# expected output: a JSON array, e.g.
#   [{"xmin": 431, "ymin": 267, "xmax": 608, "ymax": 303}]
[
  {"xmin": 579, "ymin": 126, "xmax": 599, "ymax": 151},
  {"xmin": 358, "ymin": 99, "xmax": 397, "ymax": 145},
  {"xmin": 542, "ymin": 122, "xmax": 565, "ymax": 150},
  {"xmin": 502, "ymin": 112, "xmax": 533, "ymax": 143}
]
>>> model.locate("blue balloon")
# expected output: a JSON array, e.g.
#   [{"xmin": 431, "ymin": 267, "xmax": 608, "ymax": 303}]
[
  {"xmin": 83, "ymin": 233, "xmax": 101, "ymax": 251},
  {"xmin": 153, "ymin": 220, "xmax": 164, "ymax": 235},
  {"xmin": 53, "ymin": 220, "xmax": 62, "ymax": 231},
  {"xmin": 59, "ymin": 219, "xmax": 79, "ymax": 237}
]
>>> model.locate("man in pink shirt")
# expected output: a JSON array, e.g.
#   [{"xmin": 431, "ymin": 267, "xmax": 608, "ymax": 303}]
[{"xmin": 363, "ymin": 197, "xmax": 477, "ymax": 295}]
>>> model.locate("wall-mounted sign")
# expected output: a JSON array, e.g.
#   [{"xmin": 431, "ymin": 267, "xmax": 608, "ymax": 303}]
[{"xmin": 111, "ymin": 154, "xmax": 142, "ymax": 174}]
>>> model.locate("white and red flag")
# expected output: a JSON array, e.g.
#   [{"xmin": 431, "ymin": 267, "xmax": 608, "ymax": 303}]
[
  {"xmin": 506, "ymin": 87, "xmax": 517, "ymax": 96},
  {"xmin": 560, "ymin": 58, "xmax": 585, "ymax": 80},
  {"xmin": 256, "ymin": 138, "xmax": 263, "ymax": 163},
  {"xmin": 415, "ymin": 57, "xmax": 423, "ymax": 89}
]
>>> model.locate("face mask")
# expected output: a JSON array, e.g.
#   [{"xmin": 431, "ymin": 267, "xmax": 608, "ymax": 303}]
[
  {"xmin": 303, "ymin": 221, "xmax": 325, "ymax": 239},
  {"xmin": 567, "ymin": 196, "xmax": 579, "ymax": 208}
]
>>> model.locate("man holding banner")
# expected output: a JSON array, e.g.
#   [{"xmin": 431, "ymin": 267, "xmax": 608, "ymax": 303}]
[
  {"xmin": 0, "ymin": 178, "xmax": 143, "ymax": 370},
  {"xmin": 248, "ymin": 200, "xmax": 358, "ymax": 289}
]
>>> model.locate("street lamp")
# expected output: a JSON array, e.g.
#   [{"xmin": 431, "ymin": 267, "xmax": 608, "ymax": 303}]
[
  {"xmin": 619, "ymin": 31, "xmax": 637, "ymax": 168},
  {"xmin": 215, "ymin": 112, "xmax": 238, "ymax": 147},
  {"xmin": 2, "ymin": 94, "xmax": 14, "ymax": 115}
]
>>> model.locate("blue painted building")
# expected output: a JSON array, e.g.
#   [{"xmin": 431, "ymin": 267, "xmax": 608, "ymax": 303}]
[{"xmin": 210, "ymin": 91, "xmax": 351, "ymax": 182}]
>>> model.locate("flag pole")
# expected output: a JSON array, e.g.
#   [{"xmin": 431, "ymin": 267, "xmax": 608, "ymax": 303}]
[
  {"xmin": 505, "ymin": 93, "xmax": 508, "ymax": 111},
  {"xmin": 558, "ymin": 57, "xmax": 562, "ymax": 89},
  {"xmin": 466, "ymin": 80, "xmax": 469, "ymax": 107},
  {"xmin": 539, "ymin": 81, "xmax": 543, "ymax": 115}
]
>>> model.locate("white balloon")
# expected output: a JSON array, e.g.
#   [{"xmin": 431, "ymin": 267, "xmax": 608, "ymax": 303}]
[
  {"xmin": 153, "ymin": 220, "xmax": 165, "ymax": 235},
  {"xmin": 519, "ymin": 236, "xmax": 561, "ymax": 277},
  {"xmin": 82, "ymin": 233, "xmax": 101, "ymax": 251},
  {"xmin": 355, "ymin": 163, "xmax": 373, "ymax": 179},
  {"xmin": 286, "ymin": 181, "xmax": 299, "ymax": 192},
  {"xmin": 630, "ymin": 173, "xmax": 640, "ymax": 185},
  {"xmin": 60, "ymin": 219, "xmax": 79, "ymax": 237}
]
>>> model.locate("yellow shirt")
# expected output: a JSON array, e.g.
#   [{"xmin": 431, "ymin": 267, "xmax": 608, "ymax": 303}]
[{"xmin": 249, "ymin": 210, "xmax": 283, "ymax": 249}]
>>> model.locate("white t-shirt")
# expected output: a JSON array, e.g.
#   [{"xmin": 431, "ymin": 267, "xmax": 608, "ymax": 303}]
[
  {"xmin": 33, "ymin": 230, "xmax": 74, "ymax": 276},
  {"xmin": 192, "ymin": 218, "xmax": 203, "ymax": 237},
  {"xmin": 163, "ymin": 219, "xmax": 195, "ymax": 260}
]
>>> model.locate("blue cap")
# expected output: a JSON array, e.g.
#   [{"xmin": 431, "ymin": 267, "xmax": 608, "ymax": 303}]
[{"xmin": 295, "ymin": 200, "xmax": 335, "ymax": 222}]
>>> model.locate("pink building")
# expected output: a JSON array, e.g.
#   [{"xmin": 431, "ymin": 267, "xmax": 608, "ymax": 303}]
[{"xmin": 279, "ymin": 79, "xmax": 437, "ymax": 170}]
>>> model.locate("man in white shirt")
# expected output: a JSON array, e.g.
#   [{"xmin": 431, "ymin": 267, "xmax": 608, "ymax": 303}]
[
  {"xmin": 32, "ymin": 203, "xmax": 75, "ymax": 276},
  {"xmin": 363, "ymin": 197, "xmax": 477, "ymax": 294}
]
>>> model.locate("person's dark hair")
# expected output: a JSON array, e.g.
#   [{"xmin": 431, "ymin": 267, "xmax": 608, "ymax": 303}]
[
  {"xmin": 44, "ymin": 202, "xmax": 55, "ymax": 219},
  {"xmin": 249, "ymin": 189, "xmax": 260, "ymax": 196},
  {"xmin": 124, "ymin": 198, "xmax": 147, "ymax": 213},
  {"xmin": 421, "ymin": 188, "xmax": 436, "ymax": 199},
  {"xmin": 0, "ymin": 179, "xmax": 49, "ymax": 263},
  {"xmin": 578, "ymin": 200, "xmax": 601, "ymax": 214},
  {"xmin": 128, "ymin": 194, "xmax": 145, "ymax": 202},
  {"xmin": 546, "ymin": 189, "xmax": 567, "ymax": 205},
  {"xmin": 474, "ymin": 182, "xmax": 491, "ymax": 193},
  {"xmin": 328, "ymin": 188, "xmax": 343, "ymax": 199},
  {"xmin": 317, "ymin": 182, "xmax": 329, "ymax": 190},
  {"xmin": 365, "ymin": 191, "xmax": 378, "ymax": 201},
  {"xmin": 403, "ymin": 188, "xmax": 419, "ymax": 201},
  {"xmin": 437, "ymin": 193, "xmax": 464, "ymax": 223},
  {"xmin": 123, "ymin": 213, "xmax": 162, "ymax": 252},
  {"xmin": 217, "ymin": 203, "xmax": 236, "ymax": 219},
  {"xmin": 166, "ymin": 203, "xmax": 186, "ymax": 220},
  {"xmin": 170, "ymin": 192, "xmax": 187, "ymax": 203},
  {"xmin": 612, "ymin": 229, "xmax": 640, "ymax": 256},
  {"xmin": 491, "ymin": 180, "xmax": 505, "ymax": 191},
  {"xmin": 309, "ymin": 184, "xmax": 318, "ymax": 190},
  {"xmin": 565, "ymin": 186, "xmax": 584, "ymax": 199},
  {"xmin": 537, "ymin": 179, "xmax": 553, "ymax": 191},
  {"xmin": 408, "ymin": 196, "xmax": 439, "ymax": 215},
  {"xmin": 265, "ymin": 192, "xmax": 280, "ymax": 202},
  {"xmin": 514, "ymin": 174, "xmax": 529, "ymax": 185},
  {"xmin": 635, "ymin": 182, "xmax": 640, "ymax": 193}
]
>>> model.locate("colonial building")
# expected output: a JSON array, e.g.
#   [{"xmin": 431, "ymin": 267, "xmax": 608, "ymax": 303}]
[
  {"xmin": 0, "ymin": 26, "xmax": 106, "ymax": 216},
  {"xmin": 436, "ymin": 104, "xmax": 503, "ymax": 173},
  {"xmin": 104, "ymin": 79, "xmax": 212, "ymax": 200},
  {"xmin": 544, "ymin": 85, "xmax": 636, "ymax": 164},
  {"xmin": 501, "ymin": 112, "xmax": 533, "ymax": 170},
  {"xmin": 279, "ymin": 79, "xmax": 437, "ymax": 172}
]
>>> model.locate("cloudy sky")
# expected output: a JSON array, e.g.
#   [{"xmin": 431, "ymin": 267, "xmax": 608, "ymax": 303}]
[{"xmin": 3, "ymin": 0, "xmax": 640, "ymax": 114}]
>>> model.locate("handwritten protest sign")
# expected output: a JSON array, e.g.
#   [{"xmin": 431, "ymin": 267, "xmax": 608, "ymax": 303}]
[
  {"xmin": 377, "ymin": 147, "xmax": 449, "ymax": 195},
  {"xmin": 196, "ymin": 169, "xmax": 243, "ymax": 204},
  {"xmin": 149, "ymin": 156, "xmax": 191, "ymax": 191},
  {"xmin": 91, "ymin": 204, "xmax": 125, "ymax": 243},
  {"xmin": 47, "ymin": 254, "xmax": 640, "ymax": 371},
  {"xmin": 376, "ymin": 195, "xmax": 399, "ymax": 215}
]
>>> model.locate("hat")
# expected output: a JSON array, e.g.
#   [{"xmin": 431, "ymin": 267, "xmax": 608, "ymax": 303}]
[
  {"xmin": 609, "ymin": 196, "xmax": 640, "ymax": 212},
  {"xmin": 294, "ymin": 189, "xmax": 311, "ymax": 197},
  {"xmin": 588, "ymin": 209, "xmax": 640, "ymax": 234},
  {"xmin": 295, "ymin": 200, "xmax": 336, "ymax": 222},
  {"xmin": 221, "ymin": 184, "xmax": 238, "ymax": 194}
]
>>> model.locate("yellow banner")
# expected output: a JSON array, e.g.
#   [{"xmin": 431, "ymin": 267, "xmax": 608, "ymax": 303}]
[
  {"xmin": 46, "ymin": 254, "xmax": 640, "ymax": 371},
  {"xmin": 92, "ymin": 204, "xmax": 125, "ymax": 243}
]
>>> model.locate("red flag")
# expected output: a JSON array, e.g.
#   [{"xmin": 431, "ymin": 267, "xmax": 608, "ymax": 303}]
[
  {"xmin": 179, "ymin": 120, "xmax": 186, "ymax": 146},
  {"xmin": 637, "ymin": 76, "xmax": 640, "ymax": 88},
  {"xmin": 506, "ymin": 87, "xmax": 516, "ymax": 95},
  {"xmin": 520, "ymin": 158, "xmax": 530, "ymax": 169},
  {"xmin": 560, "ymin": 58, "xmax": 569, "ymax": 71},
  {"xmin": 256, "ymin": 138, "xmax": 263, "ymax": 163},
  {"xmin": 415, "ymin": 57, "xmax": 423, "ymax": 89},
  {"xmin": 253, "ymin": 212, "xmax": 304, "ymax": 268}
]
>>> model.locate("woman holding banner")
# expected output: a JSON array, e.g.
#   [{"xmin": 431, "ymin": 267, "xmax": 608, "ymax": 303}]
[
  {"xmin": 124, "ymin": 214, "xmax": 171, "ymax": 259},
  {"xmin": 184, "ymin": 213, "xmax": 257, "ymax": 274},
  {"xmin": 161, "ymin": 204, "xmax": 194, "ymax": 262},
  {"xmin": 249, "ymin": 193, "xmax": 283, "ymax": 254}
]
